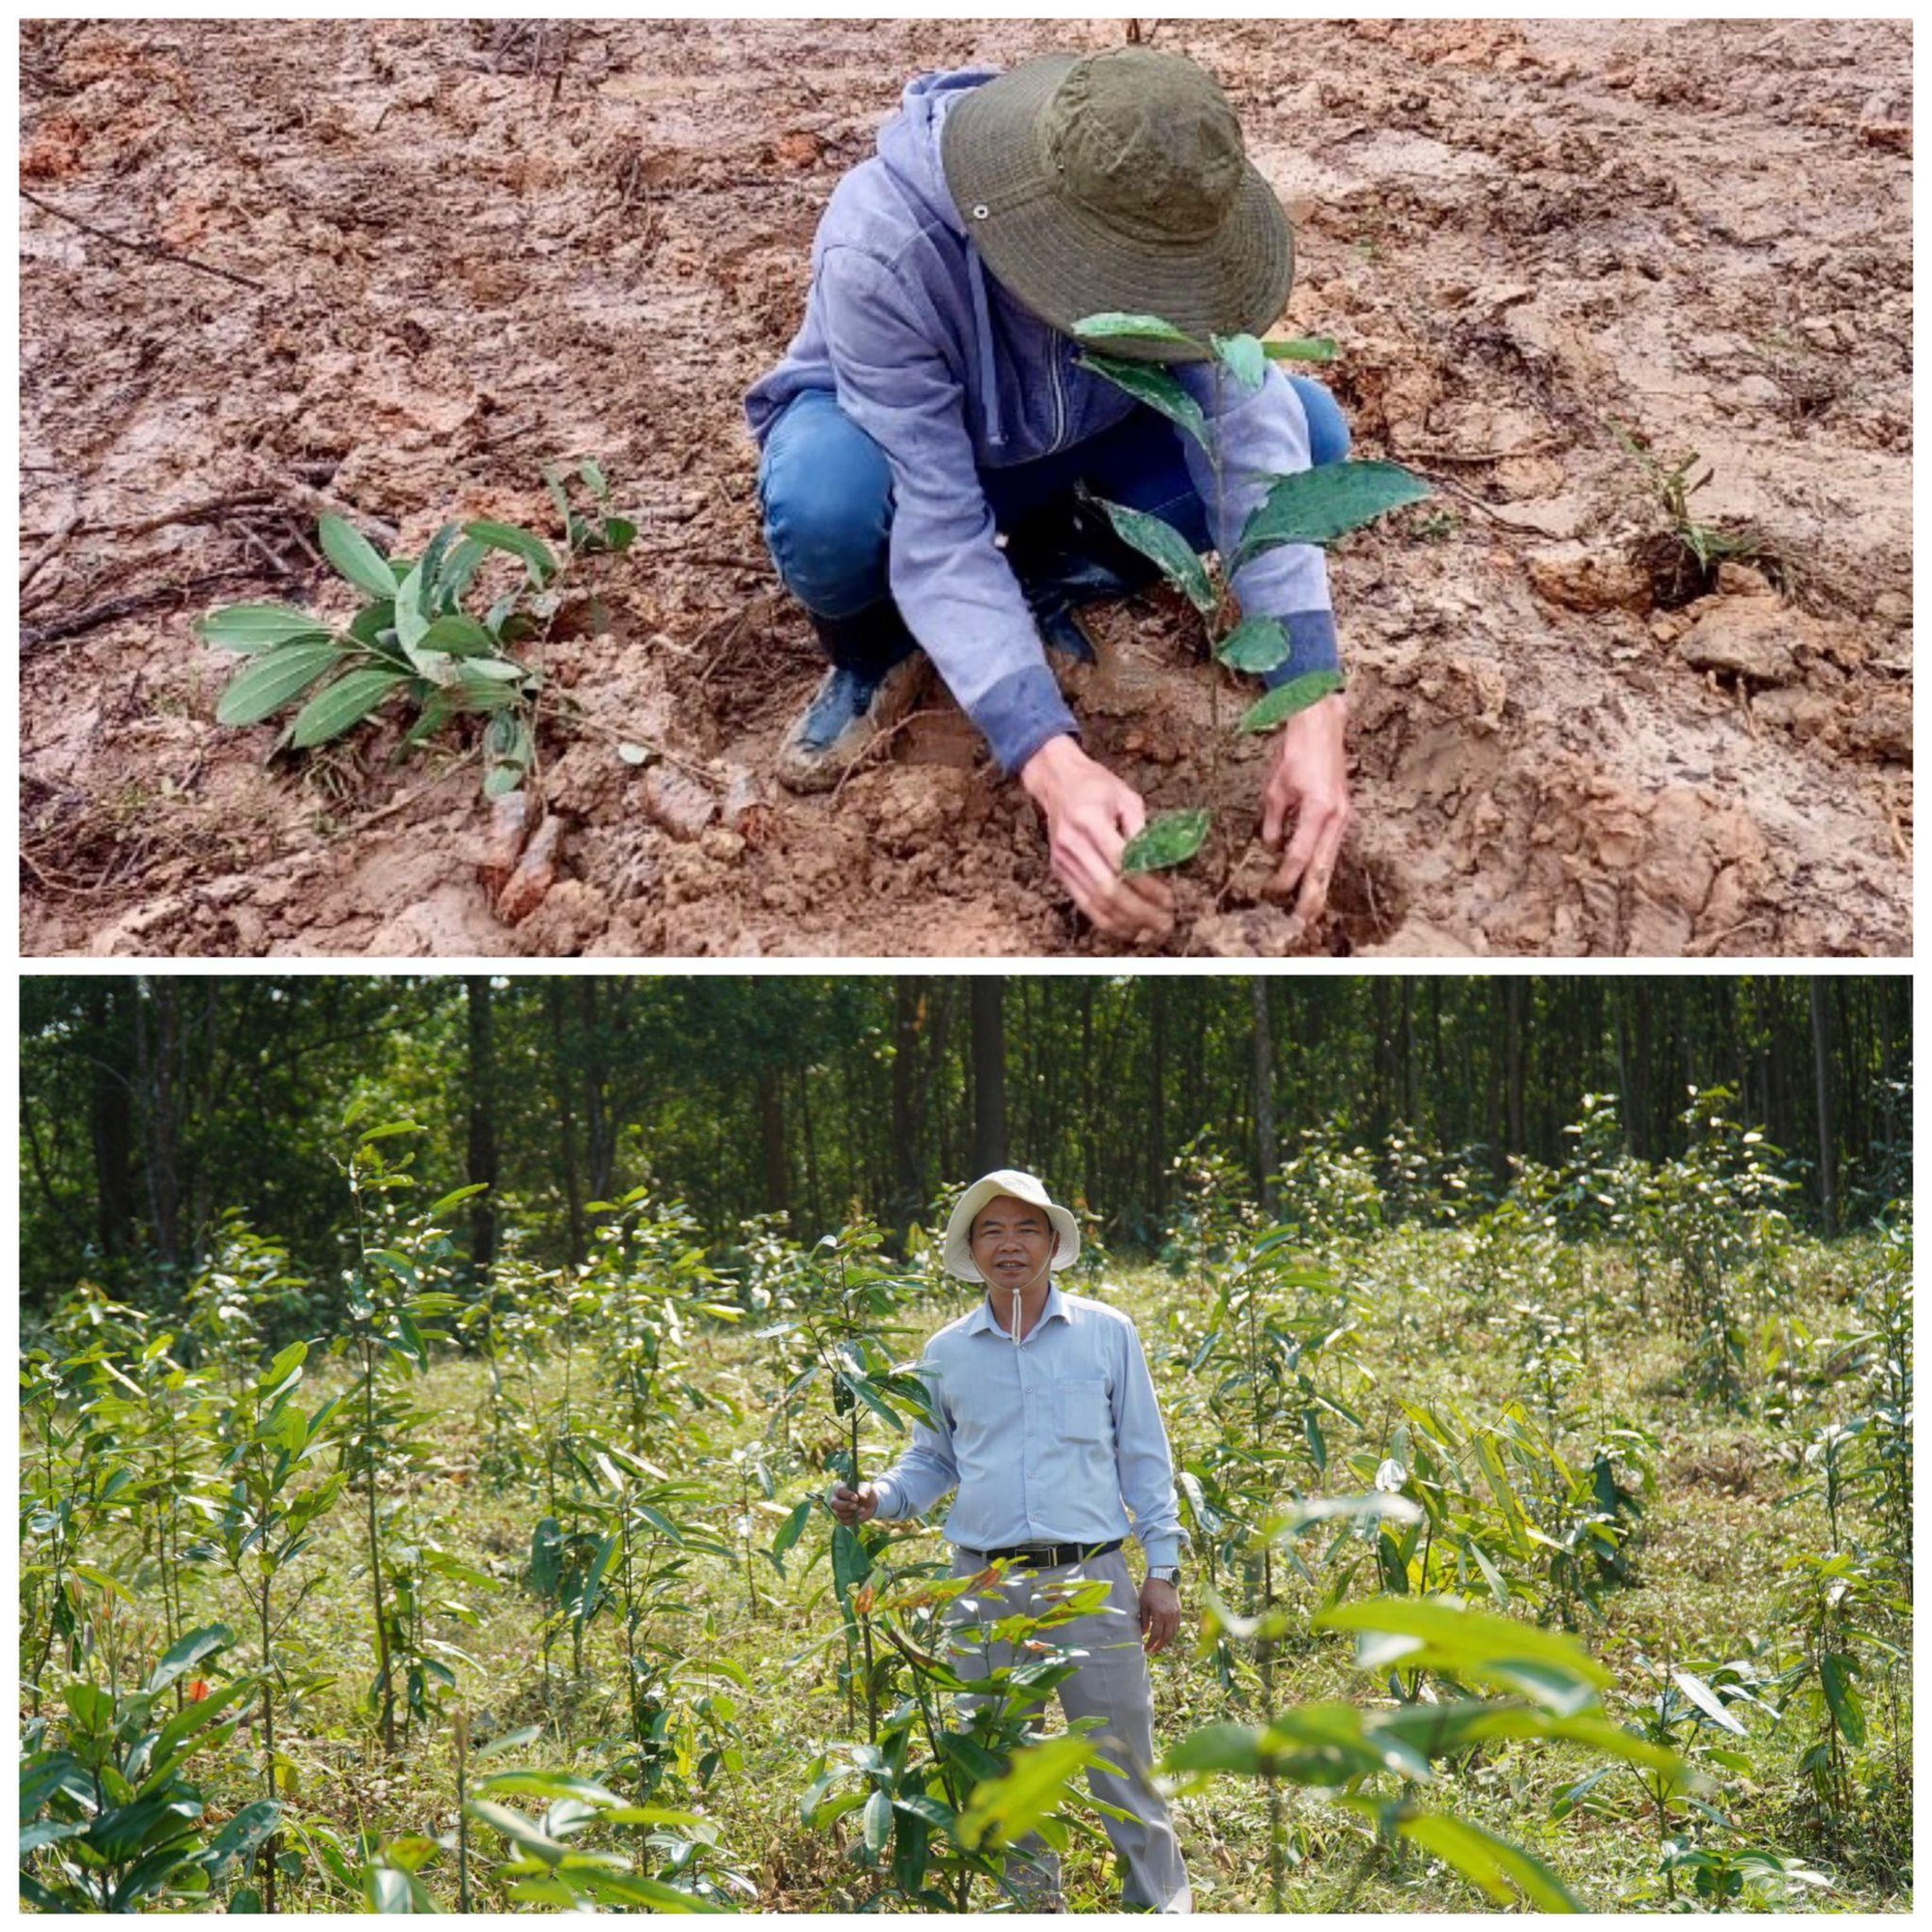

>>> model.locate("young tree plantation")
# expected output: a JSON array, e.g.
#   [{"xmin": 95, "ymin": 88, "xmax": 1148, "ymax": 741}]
[{"xmin": 18, "ymin": 976, "xmax": 1911, "ymax": 1913}]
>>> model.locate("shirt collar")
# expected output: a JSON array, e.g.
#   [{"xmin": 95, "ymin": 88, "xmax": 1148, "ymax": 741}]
[{"xmin": 966, "ymin": 1278, "xmax": 1068, "ymax": 1337}]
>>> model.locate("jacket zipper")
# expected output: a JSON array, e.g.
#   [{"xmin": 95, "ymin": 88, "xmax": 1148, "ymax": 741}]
[{"xmin": 1046, "ymin": 332, "xmax": 1067, "ymax": 454}]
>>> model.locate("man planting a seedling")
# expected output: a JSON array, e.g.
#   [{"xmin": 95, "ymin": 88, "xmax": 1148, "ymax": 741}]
[
  {"xmin": 748, "ymin": 46, "xmax": 1388, "ymax": 945},
  {"xmin": 831, "ymin": 1169, "xmax": 1192, "ymax": 1912}
]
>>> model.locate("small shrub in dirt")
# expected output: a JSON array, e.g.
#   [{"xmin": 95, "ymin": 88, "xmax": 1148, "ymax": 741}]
[
  {"xmin": 194, "ymin": 461, "xmax": 635, "ymax": 799},
  {"xmin": 1068, "ymin": 313, "xmax": 1429, "ymax": 875}
]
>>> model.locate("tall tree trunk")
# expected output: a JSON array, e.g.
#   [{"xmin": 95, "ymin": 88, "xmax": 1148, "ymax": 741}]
[
  {"xmin": 466, "ymin": 978, "xmax": 498, "ymax": 1271},
  {"xmin": 969, "ymin": 978, "xmax": 1009, "ymax": 1174},
  {"xmin": 88, "ymin": 980, "xmax": 135, "ymax": 1262},
  {"xmin": 1252, "ymin": 980, "xmax": 1277, "ymax": 1214},
  {"xmin": 546, "ymin": 982, "xmax": 584, "ymax": 1265},
  {"xmin": 134, "ymin": 978, "xmax": 184, "ymax": 1269},
  {"xmin": 1809, "ymin": 978, "xmax": 1835, "ymax": 1236},
  {"xmin": 577, "ymin": 979, "xmax": 613, "ymax": 1199},
  {"xmin": 1504, "ymin": 978, "xmax": 1526, "ymax": 1158},
  {"xmin": 891, "ymin": 980, "xmax": 923, "ymax": 1236},
  {"xmin": 757, "ymin": 1068, "xmax": 789, "ymax": 1215},
  {"xmin": 1148, "ymin": 980, "xmax": 1169, "ymax": 1215}
]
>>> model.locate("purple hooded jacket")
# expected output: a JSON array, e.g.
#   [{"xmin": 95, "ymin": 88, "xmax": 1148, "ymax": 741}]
[{"xmin": 745, "ymin": 69, "xmax": 1338, "ymax": 777}]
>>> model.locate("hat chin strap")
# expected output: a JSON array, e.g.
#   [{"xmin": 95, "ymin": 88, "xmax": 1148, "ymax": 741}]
[{"xmin": 999, "ymin": 1253, "xmax": 1054, "ymax": 1346}]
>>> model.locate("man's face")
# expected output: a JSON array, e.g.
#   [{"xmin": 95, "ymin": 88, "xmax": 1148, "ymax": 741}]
[{"xmin": 970, "ymin": 1194, "xmax": 1056, "ymax": 1293}]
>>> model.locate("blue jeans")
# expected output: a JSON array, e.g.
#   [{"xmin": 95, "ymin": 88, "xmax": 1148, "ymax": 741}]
[{"xmin": 757, "ymin": 377, "xmax": 1351, "ymax": 623}]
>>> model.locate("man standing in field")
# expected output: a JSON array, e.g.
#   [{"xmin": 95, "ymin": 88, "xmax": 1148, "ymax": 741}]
[
  {"xmin": 831, "ymin": 1169, "xmax": 1192, "ymax": 1913},
  {"xmin": 746, "ymin": 45, "xmax": 1351, "ymax": 945}
]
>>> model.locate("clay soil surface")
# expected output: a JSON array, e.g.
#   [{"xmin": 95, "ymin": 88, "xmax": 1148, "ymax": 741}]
[{"xmin": 20, "ymin": 18, "xmax": 1912, "ymax": 956}]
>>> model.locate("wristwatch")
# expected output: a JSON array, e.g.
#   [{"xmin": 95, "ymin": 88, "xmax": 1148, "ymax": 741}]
[{"xmin": 1148, "ymin": 1565, "xmax": 1181, "ymax": 1585}]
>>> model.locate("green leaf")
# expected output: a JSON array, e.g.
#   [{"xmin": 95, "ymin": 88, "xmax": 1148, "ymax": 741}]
[
  {"xmin": 1163, "ymin": 1722, "xmax": 1270, "ymax": 1777},
  {"xmin": 426, "ymin": 1182, "xmax": 492, "ymax": 1219},
  {"xmin": 576, "ymin": 1870, "xmax": 728, "ymax": 1912},
  {"xmin": 580, "ymin": 458, "xmax": 609, "ymax": 497},
  {"xmin": 1670, "ymin": 1666, "xmax": 1747, "ymax": 1737},
  {"xmin": 464, "ymin": 520, "xmax": 557, "ymax": 588},
  {"xmin": 471, "ymin": 1723, "xmax": 542, "ymax": 1763},
  {"xmin": 862, "ymin": 1787, "xmax": 893, "ymax": 1855},
  {"xmin": 1238, "ymin": 668, "xmax": 1345, "ymax": 734},
  {"xmin": 256, "ymin": 1340, "xmax": 307, "ymax": 1399},
  {"xmin": 200, "ymin": 1801, "xmax": 280, "ymax": 1881},
  {"xmin": 146, "ymin": 1622, "xmax": 233, "ymax": 1695},
  {"xmin": 1214, "ymin": 615, "xmax": 1290, "ymax": 674},
  {"xmin": 1397, "ymin": 1811, "xmax": 1578, "ymax": 1912},
  {"xmin": 769, "ymin": 1498, "xmax": 812, "ymax": 1571},
  {"xmin": 1071, "ymin": 311, "xmax": 1202, "ymax": 351},
  {"xmin": 465, "ymin": 1798, "xmax": 570, "ymax": 1867},
  {"xmin": 215, "ymin": 639, "xmax": 344, "ymax": 725},
  {"xmin": 392, "ymin": 556, "xmax": 432, "ymax": 657},
  {"xmin": 434, "ymin": 535, "xmax": 490, "ymax": 612},
  {"xmin": 420, "ymin": 613, "xmax": 498, "ymax": 657},
  {"xmin": 196, "ymin": 604, "xmax": 332, "ymax": 654},
  {"xmin": 1263, "ymin": 336, "xmax": 1339, "ymax": 364},
  {"xmin": 478, "ymin": 1771, "xmax": 626, "ymax": 1808},
  {"xmin": 1820, "ymin": 1654, "xmax": 1865, "ymax": 1747},
  {"xmin": 1075, "ymin": 352, "xmax": 1209, "ymax": 452},
  {"xmin": 318, "ymin": 516, "xmax": 402, "ymax": 600},
  {"xmin": 1120, "ymin": 808, "xmax": 1210, "ymax": 876},
  {"xmin": 1316, "ymin": 1598, "xmax": 1611, "ymax": 1715},
  {"xmin": 1211, "ymin": 333, "xmax": 1268, "ymax": 390},
  {"xmin": 602, "ymin": 517, "xmax": 637, "ymax": 554},
  {"xmin": 839, "ymin": 1373, "xmax": 906, "ymax": 1434},
  {"xmin": 831, "ymin": 1522, "xmax": 871, "ymax": 1596},
  {"xmin": 1093, "ymin": 498, "xmax": 1215, "ymax": 614},
  {"xmin": 956, "ymin": 1734, "xmax": 1099, "ymax": 1850},
  {"xmin": 289, "ymin": 668, "xmax": 409, "ymax": 749},
  {"xmin": 1233, "ymin": 460, "xmax": 1431, "ymax": 570}
]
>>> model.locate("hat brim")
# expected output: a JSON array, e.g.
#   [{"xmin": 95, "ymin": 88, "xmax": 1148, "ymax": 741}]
[
  {"xmin": 942, "ymin": 53, "xmax": 1295, "ymax": 365},
  {"xmin": 943, "ymin": 1171, "xmax": 1081, "ymax": 1282}
]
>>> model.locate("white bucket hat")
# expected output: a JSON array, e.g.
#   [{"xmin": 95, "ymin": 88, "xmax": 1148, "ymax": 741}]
[{"xmin": 942, "ymin": 1169, "xmax": 1081, "ymax": 1283}]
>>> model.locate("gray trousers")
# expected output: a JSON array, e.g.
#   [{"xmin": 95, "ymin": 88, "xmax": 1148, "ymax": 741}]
[{"xmin": 945, "ymin": 1548, "xmax": 1192, "ymax": 1913}]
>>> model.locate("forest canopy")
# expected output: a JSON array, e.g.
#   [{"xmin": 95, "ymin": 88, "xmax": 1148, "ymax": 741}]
[{"xmin": 21, "ymin": 975, "xmax": 1907, "ymax": 1310}]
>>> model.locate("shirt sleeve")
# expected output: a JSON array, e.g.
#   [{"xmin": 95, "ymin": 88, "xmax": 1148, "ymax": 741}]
[
  {"xmin": 1178, "ymin": 361, "xmax": 1341, "ymax": 683},
  {"xmin": 869, "ymin": 1357, "xmax": 960, "ymax": 1522},
  {"xmin": 817, "ymin": 242, "xmax": 1078, "ymax": 776},
  {"xmin": 1113, "ymin": 1321, "xmax": 1186, "ymax": 1570}
]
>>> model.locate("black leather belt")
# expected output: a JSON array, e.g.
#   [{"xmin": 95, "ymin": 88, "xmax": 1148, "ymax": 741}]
[{"xmin": 965, "ymin": 1538, "xmax": 1122, "ymax": 1570}]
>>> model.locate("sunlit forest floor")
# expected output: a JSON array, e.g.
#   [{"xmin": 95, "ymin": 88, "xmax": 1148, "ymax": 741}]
[{"xmin": 21, "ymin": 1235, "xmax": 1911, "ymax": 1913}]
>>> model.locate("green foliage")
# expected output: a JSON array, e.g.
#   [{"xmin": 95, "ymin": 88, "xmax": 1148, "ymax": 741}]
[
  {"xmin": 1167, "ymin": 1595, "xmax": 1694, "ymax": 1912},
  {"xmin": 1071, "ymin": 312, "xmax": 1427, "ymax": 875},
  {"xmin": 196, "ymin": 460, "xmax": 634, "ymax": 796},
  {"xmin": 20, "ymin": 1628, "xmax": 274, "ymax": 1912},
  {"xmin": 1119, "ymin": 808, "xmax": 1211, "ymax": 876}
]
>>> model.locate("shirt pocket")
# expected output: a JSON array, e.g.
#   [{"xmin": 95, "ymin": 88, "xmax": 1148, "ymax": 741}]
[{"xmin": 1059, "ymin": 1378, "xmax": 1112, "ymax": 1445}]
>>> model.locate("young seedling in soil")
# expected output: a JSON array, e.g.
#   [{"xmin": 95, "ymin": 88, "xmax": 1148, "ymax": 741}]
[
  {"xmin": 194, "ymin": 461, "xmax": 635, "ymax": 799},
  {"xmin": 1069, "ymin": 314, "xmax": 1430, "ymax": 878}
]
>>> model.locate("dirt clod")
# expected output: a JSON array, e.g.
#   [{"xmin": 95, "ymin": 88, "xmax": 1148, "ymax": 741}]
[
  {"xmin": 479, "ymin": 790, "xmax": 532, "ymax": 899},
  {"xmin": 495, "ymin": 811, "xmax": 564, "ymax": 924},
  {"xmin": 1676, "ymin": 599, "xmax": 1800, "ymax": 686},
  {"xmin": 640, "ymin": 765, "xmax": 720, "ymax": 843}
]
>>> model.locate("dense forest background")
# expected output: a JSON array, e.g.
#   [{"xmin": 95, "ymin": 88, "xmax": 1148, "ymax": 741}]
[{"xmin": 22, "ymin": 975, "xmax": 1909, "ymax": 1308}]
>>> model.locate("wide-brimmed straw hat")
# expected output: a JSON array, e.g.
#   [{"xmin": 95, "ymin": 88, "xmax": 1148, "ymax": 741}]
[
  {"xmin": 941, "ymin": 46, "xmax": 1295, "ymax": 365},
  {"xmin": 942, "ymin": 1169, "xmax": 1081, "ymax": 1282}
]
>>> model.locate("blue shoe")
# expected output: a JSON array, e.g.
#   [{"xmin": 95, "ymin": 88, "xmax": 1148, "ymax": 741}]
[{"xmin": 777, "ymin": 652, "xmax": 930, "ymax": 794}]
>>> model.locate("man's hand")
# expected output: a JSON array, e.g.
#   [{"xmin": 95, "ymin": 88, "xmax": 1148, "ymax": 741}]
[
  {"xmin": 830, "ymin": 1482, "xmax": 881, "ymax": 1528},
  {"xmin": 1260, "ymin": 691, "xmax": 1350, "ymax": 923},
  {"xmin": 1139, "ymin": 1577, "xmax": 1182, "ymax": 1655},
  {"xmin": 1020, "ymin": 734, "xmax": 1175, "ymax": 944}
]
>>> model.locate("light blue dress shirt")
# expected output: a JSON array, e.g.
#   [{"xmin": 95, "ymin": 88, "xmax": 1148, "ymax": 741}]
[{"xmin": 871, "ymin": 1283, "xmax": 1186, "ymax": 1570}]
